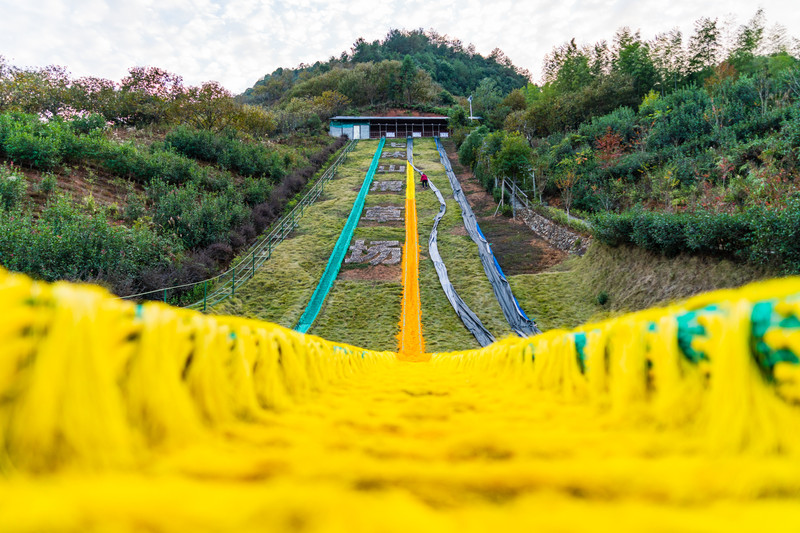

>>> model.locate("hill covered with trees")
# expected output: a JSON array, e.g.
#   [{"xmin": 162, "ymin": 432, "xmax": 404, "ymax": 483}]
[
  {"xmin": 240, "ymin": 28, "xmax": 529, "ymax": 110},
  {"xmin": 456, "ymin": 9, "xmax": 800, "ymax": 273}
]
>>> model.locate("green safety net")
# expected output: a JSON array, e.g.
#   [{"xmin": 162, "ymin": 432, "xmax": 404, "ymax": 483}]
[{"xmin": 295, "ymin": 138, "xmax": 386, "ymax": 333}]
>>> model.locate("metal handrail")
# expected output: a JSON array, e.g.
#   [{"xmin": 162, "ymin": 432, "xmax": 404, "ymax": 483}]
[
  {"xmin": 122, "ymin": 139, "xmax": 358, "ymax": 310},
  {"xmin": 503, "ymin": 177, "xmax": 530, "ymax": 209}
]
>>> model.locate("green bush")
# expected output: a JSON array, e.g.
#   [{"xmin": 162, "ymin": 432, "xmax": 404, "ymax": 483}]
[
  {"xmin": 243, "ymin": 176, "xmax": 272, "ymax": 206},
  {"xmin": 3, "ymin": 129, "xmax": 61, "ymax": 169},
  {"xmin": 646, "ymin": 87, "xmax": 712, "ymax": 151},
  {"xmin": 38, "ymin": 173, "xmax": 57, "ymax": 195},
  {"xmin": 596, "ymin": 291, "xmax": 609, "ymax": 306},
  {"xmin": 149, "ymin": 180, "xmax": 249, "ymax": 249},
  {"xmin": 68, "ymin": 113, "xmax": 107, "ymax": 134},
  {"xmin": 165, "ymin": 126, "xmax": 286, "ymax": 181},
  {"xmin": 592, "ymin": 204, "xmax": 800, "ymax": 273},
  {"xmin": 0, "ymin": 165, "xmax": 27, "ymax": 210},
  {"xmin": 578, "ymin": 106, "xmax": 638, "ymax": 143},
  {"xmin": 0, "ymin": 194, "xmax": 178, "ymax": 286}
]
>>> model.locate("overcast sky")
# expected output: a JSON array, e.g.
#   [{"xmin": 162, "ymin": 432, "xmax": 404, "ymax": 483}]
[{"xmin": 1, "ymin": 0, "xmax": 798, "ymax": 94}]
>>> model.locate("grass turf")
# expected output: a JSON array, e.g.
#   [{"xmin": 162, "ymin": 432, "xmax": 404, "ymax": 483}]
[{"xmin": 212, "ymin": 141, "xmax": 382, "ymax": 327}]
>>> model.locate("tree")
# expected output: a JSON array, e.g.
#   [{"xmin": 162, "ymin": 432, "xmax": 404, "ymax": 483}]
[
  {"xmin": 688, "ymin": 17, "xmax": 721, "ymax": 80},
  {"xmin": 399, "ymin": 55, "xmax": 417, "ymax": 104},
  {"xmin": 555, "ymin": 150, "xmax": 589, "ymax": 218},
  {"xmin": 118, "ymin": 66, "xmax": 185, "ymax": 125},
  {"xmin": 544, "ymin": 39, "xmax": 593, "ymax": 93},
  {"xmin": 650, "ymin": 28, "xmax": 686, "ymax": 92},
  {"xmin": 612, "ymin": 28, "xmax": 658, "ymax": 96},
  {"xmin": 728, "ymin": 8, "xmax": 766, "ymax": 74},
  {"xmin": 492, "ymin": 133, "xmax": 532, "ymax": 217},
  {"xmin": 473, "ymin": 77, "xmax": 504, "ymax": 129}
]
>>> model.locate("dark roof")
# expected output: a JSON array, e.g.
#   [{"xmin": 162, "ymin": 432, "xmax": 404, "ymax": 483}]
[{"xmin": 330, "ymin": 115, "xmax": 449, "ymax": 121}]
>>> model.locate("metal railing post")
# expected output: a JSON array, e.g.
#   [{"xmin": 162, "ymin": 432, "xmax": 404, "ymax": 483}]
[
  {"xmin": 252, "ymin": 252, "xmax": 256, "ymax": 279},
  {"xmin": 232, "ymin": 266, "xmax": 236, "ymax": 297},
  {"xmin": 203, "ymin": 281, "xmax": 207, "ymax": 312},
  {"xmin": 163, "ymin": 289, "xmax": 167, "ymax": 303}
]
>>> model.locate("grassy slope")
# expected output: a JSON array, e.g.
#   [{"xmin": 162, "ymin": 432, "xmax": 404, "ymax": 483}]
[
  {"xmin": 304, "ymin": 138, "xmax": 516, "ymax": 353},
  {"xmin": 412, "ymin": 138, "xmax": 514, "ymax": 352},
  {"xmin": 217, "ymin": 136, "xmax": 776, "ymax": 352},
  {"xmin": 311, "ymin": 142, "xmax": 404, "ymax": 351},
  {"xmin": 212, "ymin": 141, "xmax": 379, "ymax": 326},
  {"xmin": 509, "ymin": 242, "xmax": 780, "ymax": 331}
]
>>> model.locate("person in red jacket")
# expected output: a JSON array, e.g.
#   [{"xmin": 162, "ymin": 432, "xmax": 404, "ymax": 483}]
[{"xmin": 420, "ymin": 172, "xmax": 428, "ymax": 189}]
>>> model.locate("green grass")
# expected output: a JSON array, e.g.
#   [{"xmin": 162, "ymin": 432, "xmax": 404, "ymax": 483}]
[
  {"xmin": 215, "ymin": 138, "xmax": 777, "ymax": 351},
  {"xmin": 212, "ymin": 141, "xmax": 382, "ymax": 326},
  {"xmin": 508, "ymin": 241, "xmax": 780, "ymax": 331},
  {"xmin": 413, "ymin": 138, "xmax": 514, "ymax": 351},
  {"xmin": 296, "ymin": 137, "xmax": 517, "ymax": 352},
  {"xmin": 310, "ymin": 280, "xmax": 402, "ymax": 351}
]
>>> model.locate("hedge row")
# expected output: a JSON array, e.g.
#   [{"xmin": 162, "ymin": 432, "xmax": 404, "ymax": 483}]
[
  {"xmin": 0, "ymin": 111, "xmax": 232, "ymax": 186},
  {"xmin": 592, "ymin": 205, "xmax": 800, "ymax": 273},
  {"xmin": 164, "ymin": 126, "xmax": 286, "ymax": 182},
  {"xmin": 0, "ymin": 195, "xmax": 178, "ymax": 286}
]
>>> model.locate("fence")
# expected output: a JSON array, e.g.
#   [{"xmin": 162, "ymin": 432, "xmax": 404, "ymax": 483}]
[{"xmin": 122, "ymin": 139, "xmax": 358, "ymax": 311}]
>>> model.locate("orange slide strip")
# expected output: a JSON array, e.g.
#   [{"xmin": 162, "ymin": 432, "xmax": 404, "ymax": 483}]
[{"xmin": 397, "ymin": 158, "xmax": 427, "ymax": 361}]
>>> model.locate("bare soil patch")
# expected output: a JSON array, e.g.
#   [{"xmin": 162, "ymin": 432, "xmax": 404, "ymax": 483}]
[
  {"xmin": 340, "ymin": 264, "xmax": 401, "ymax": 282},
  {"xmin": 442, "ymin": 142, "xmax": 567, "ymax": 276},
  {"xmin": 357, "ymin": 220, "xmax": 404, "ymax": 228},
  {"xmin": 4, "ymin": 158, "xmax": 139, "ymax": 218},
  {"xmin": 449, "ymin": 225, "xmax": 468, "ymax": 236}
]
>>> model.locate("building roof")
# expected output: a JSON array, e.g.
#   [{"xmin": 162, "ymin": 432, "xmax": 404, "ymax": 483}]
[{"xmin": 330, "ymin": 115, "xmax": 449, "ymax": 121}]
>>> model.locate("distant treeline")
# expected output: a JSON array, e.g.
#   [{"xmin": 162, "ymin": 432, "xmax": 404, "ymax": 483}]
[{"xmin": 241, "ymin": 28, "xmax": 529, "ymax": 108}]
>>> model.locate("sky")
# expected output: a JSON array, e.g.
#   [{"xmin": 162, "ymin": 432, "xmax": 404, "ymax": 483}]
[{"xmin": 1, "ymin": 0, "xmax": 799, "ymax": 94}]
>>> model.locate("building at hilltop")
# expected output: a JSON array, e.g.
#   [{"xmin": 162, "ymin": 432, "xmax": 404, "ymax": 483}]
[{"xmin": 329, "ymin": 115, "xmax": 449, "ymax": 140}]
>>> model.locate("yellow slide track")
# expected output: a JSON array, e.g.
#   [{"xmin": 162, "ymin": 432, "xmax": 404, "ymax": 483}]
[
  {"xmin": 1, "ymin": 264, "xmax": 800, "ymax": 532},
  {"xmin": 397, "ymin": 159, "xmax": 426, "ymax": 361}
]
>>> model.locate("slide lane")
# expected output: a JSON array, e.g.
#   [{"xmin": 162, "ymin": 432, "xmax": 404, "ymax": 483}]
[
  {"xmin": 434, "ymin": 137, "xmax": 541, "ymax": 337},
  {"xmin": 409, "ymin": 138, "xmax": 496, "ymax": 347},
  {"xmin": 397, "ymin": 139, "xmax": 426, "ymax": 361},
  {"xmin": 295, "ymin": 138, "xmax": 386, "ymax": 333}
]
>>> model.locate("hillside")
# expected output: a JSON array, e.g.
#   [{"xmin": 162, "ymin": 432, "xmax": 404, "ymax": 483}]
[
  {"xmin": 240, "ymin": 28, "xmax": 529, "ymax": 111},
  {"xmin": 456, "ymin": 10, "xmax": 800, "ymax": 275},
  {"xmin": 0, "ymin": 61, "xmax": 347, "ymax": 296}
]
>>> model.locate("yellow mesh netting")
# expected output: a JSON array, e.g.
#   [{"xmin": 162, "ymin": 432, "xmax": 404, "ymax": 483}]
[{"xmin": 1, "ymin": 266, "xmax": 800, "ymax": 532}]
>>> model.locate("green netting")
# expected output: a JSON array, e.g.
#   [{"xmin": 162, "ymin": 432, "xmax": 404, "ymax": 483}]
[{"xmin": 295, "ymin": 138, "xmax": 386, "ymax": 333}]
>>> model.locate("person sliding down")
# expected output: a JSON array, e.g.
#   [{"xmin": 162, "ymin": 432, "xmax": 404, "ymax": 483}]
[{"xmin": 420, "ymin": 172, "xmax": 428, "ymax": 189}]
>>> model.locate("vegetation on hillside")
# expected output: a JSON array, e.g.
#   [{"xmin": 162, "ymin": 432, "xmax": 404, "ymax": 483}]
[
  {"xmin": 455, "ymin": 10, "xmax": 800, "ymax": 273},
  {"xmin": 241, "ymin": 29, "xmax": 529, "ymax": 124},
  {"xmin": 0, "ymin": 58, "xmax": 345, "ymax": 296}
]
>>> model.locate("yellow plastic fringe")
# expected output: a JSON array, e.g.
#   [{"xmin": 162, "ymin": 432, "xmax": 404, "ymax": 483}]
[
  {"xmin": 1, "ymin": 267, "xmax": 800, "ymax": 532},
  {"xmin": 397, "ymin": 160, "xmax": 426, "ymax": 361}
]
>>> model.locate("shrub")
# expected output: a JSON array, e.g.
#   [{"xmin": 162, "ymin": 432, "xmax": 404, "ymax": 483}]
[
  {"xmin": 596, "ymin": 291, "xmax": 609, "ymax": 306},
  {"xmin": 38, "ymin": 173, "xmax": 57, "ymax": 195},
  {"xmin": 592, "ymin": 204, "xmax": 800, "ymax": 273},
  {"xmin": 69, "ymin": 113, "xmax": 107, "ymax": 134},
  {"xmin": 578, "ymin": 106, "xmax": 637, "ymax": 144},
  {"xmin": 0, "ymin": 166, "xmax": 27, "ymax": 210},
  {"xmin": 0, "ymin": 194, "xmax": 179, "ymax": 291},
  {"xmin": 149, "ymin": 180, "xmax": 249, "ymax": 249},
  {"xmin": 3, "ymin": 129, "xmax": 61, "ymax": 169},
  {"xmin": 165, "ymin": 126, "xmax": 286, "ymax": 181},
  {"xmin": 646, "ymin": 87, "xmax": 712, "ymax": 151}
]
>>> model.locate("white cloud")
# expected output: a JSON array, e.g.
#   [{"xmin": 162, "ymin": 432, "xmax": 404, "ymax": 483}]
[{"xmin": 0, "ymin": 0, "xmax": 798, "ymax": 93}]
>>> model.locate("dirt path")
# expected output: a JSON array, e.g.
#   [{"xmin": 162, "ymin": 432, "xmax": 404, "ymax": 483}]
[{"xmin": 442, "ymin": 142, "xmax": 566, "ymax": 275}]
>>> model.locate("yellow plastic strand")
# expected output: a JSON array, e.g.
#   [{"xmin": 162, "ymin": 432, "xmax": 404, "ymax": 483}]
[
  {"xmin": 398, "ymin": 161, "xmax": 426, "ymax": 361},
  {"xmin": 1, "ymin": 267, "xmax": 800, "ymax": 532}
]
